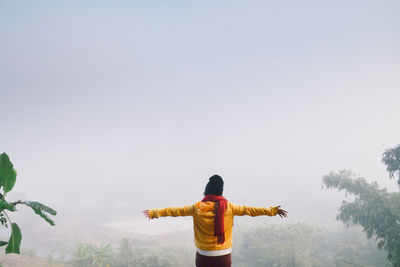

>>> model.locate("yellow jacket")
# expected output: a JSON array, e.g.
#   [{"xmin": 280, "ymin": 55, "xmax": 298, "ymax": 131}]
[{"xmin": 149, "ymin": 201, "xmax": 279, "ymax": 251}]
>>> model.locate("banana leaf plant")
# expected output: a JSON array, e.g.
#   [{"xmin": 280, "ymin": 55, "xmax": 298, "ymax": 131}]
[{"xmin": 0, "ymin": 153, "xmax": 56, "ymax": 254}]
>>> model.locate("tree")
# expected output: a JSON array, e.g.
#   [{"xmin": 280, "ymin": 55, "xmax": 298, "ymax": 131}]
[
  {"xmin": 232, "ymin": 223, "xmax": 388, "ymax": 267},
  {"xmin": 112, "ymin": 238, "xmax": 135, "ymax": 267},
  {"xmin": 71, "ymin": 243, "xmax": 113, "ymax": 267},
  {"xmin": 0, "ymin": 153, "xmax": 57, "ymax": 256},
  {"xmin": 322, "ymin": 145, "xmax": 400, "ymax": 266},
  {"xmin": 111, "ymin": 238, "xmax": 175, "ymax": 267},
  {"xmin": 383, "ymin": 145, "xmax": 400, "ymax": 187}
]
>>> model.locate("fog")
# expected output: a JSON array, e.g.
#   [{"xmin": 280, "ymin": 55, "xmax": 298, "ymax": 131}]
[{"xmin": 1, "ymin": 0, "xmax": 400, "ymax": 263}]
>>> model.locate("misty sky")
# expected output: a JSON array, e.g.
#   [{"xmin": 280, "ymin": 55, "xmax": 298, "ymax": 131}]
[{"xmin": 1, "ymin": 1, "xmax": 400, "ymax": 225}]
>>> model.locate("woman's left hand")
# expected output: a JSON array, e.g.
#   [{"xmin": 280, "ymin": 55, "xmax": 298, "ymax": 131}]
[{"xmin": 142, "ymin": 209, "xmax": 151, "ymax": 220}]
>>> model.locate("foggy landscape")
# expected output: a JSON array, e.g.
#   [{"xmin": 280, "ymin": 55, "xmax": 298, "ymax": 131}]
[{"xmin": 1, "ymin": 1, "xmax": 399, "ymax": 266}]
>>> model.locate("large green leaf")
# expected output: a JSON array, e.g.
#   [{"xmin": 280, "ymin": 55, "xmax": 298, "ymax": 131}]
[
  {"xmin": 23, "ymin": 201, "xmax": 57, "ymax": 226},
  {"xmin": 0, "ymin": 241, "xmax": 7, "ymax": 247},
  {"xmin": 5, "ymin": 223, "xmax": 21, "ymax": 254},
  {"xmin": 0, "ymin": 153, "xmax": 17, "ymax": 193},
  {"xmin": 0, "ymin": 200, "xmax": 16, "ymax": 212}
]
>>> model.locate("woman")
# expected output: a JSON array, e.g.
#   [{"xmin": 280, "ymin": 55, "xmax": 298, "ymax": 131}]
[{"xmin": 143, "ymin": 175, "xmax": 288, "ymax": 267}]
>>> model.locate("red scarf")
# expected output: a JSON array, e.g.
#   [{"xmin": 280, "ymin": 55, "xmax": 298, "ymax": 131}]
[{"xmin": 202, "ymin": 194, "xmax": 228, "ymax": 244}]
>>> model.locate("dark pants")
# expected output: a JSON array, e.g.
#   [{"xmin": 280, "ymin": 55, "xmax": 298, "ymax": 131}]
[{"xmin": 195, "ymin": 252, "xmax": 232, "ymax": 267}]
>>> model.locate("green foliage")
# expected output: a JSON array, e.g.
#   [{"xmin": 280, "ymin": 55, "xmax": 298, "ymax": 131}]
[
  {"xmin": 71, "ymin": 242, "xmax": 113, "ymax": 267},
  {"xmin": 0, "ymin": 199, "xmax": 16, "ymax": 212},
  {"xmin": 322, "ymin": 147, "xmax": 400, "ymax": 266},
  {"xmin": 23, "ymin": 201, "xmax": 57, "ymax": 226},
  {"xmin": 0, "ymin": 226, "xmax": 388, "ymax": 267},
  {"xmin": 73, "ymin": 239, "xmax": 174, "ymax": 267},
  {"xmin": 112, "ymin": 238, "xmax": 136, "ymax": 267},
  {"xmin": 234, "ymin": 223, "xmax": 311, "ymax": 266},
  {"xmin": 383, "ymin": 144, "xmax": 400, "ymax": 186},
  {"xmin": 5, "ymin": 223, "xmax": 21, "ymax": 254},
  {"xmin": 0, "ymin": 152, "xmax": 57, "ymax": 254},
  {"xmin": 233, "ymin": 223, "xmax": 389, "ymax": 267},
  {"xmin": 0, "ymin": 153, "xmax": 17, "ymax": 193}
]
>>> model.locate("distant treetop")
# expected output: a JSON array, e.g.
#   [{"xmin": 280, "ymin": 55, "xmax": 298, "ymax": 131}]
[{"xmin": 382, "ymin": 144, "xmax": 400, "ymax": 187}]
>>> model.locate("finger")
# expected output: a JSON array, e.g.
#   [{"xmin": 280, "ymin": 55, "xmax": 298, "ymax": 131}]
[
  {"xmin": 278, "ymin": 211, "xmax": 287, "ymax": 218},
  {"xmin": 280, "ymin": 210, "xmax": 287, "ymax": 215}
]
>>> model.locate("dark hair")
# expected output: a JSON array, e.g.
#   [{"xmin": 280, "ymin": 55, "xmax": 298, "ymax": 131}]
[{"xmin": 204, "ymin": 175, "xmax": 224, "ymax": 196}]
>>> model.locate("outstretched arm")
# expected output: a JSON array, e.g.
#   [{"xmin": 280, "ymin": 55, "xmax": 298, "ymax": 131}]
[
  {"xmin": 142, "ymin": 205, "xmax": 194, "ymax": 219},
  {"xmin": 232, "ymin": 203, "xmax": 288, "ymax": 218}
]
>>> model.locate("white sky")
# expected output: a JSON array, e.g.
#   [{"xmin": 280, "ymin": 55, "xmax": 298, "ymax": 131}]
[{"xmin": 1, "ymin": 0, "xmax": 399, "ymax": 225}]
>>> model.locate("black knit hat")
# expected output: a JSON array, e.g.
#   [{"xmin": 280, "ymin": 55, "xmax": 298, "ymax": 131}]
[{"xmin": 204, "ymin": 175, "xmax": 224, "ymax": 196}]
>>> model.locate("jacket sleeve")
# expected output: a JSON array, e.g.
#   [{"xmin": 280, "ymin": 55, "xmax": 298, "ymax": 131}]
[
  {"xmin": 231, "ymin": 203, "xmax": 279, "ymax": 217},
  {"xmin": 149, "ymin": 205, "xmax": 195, "ymax": 219}
]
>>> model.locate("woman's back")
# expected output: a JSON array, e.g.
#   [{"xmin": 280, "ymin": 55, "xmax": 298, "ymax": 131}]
[{"xmin": 149, "ymin": 201, "xmax": 279, "ymax": 251}]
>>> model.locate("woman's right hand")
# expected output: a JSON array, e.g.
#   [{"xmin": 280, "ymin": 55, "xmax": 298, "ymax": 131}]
[{"xmin": 276, "ymin": 206, "xmax": 288, "ymax": 218}]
